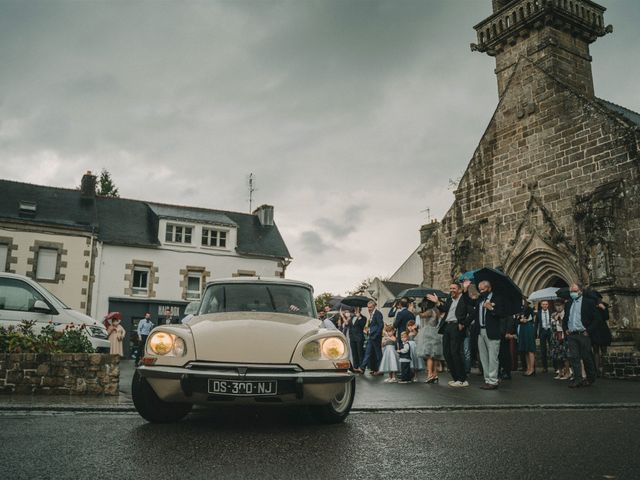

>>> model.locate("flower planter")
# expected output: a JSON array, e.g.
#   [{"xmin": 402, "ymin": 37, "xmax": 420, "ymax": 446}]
[{"xmin": 0, "ymin": 353, "xmax": 120, "ymax": 395}]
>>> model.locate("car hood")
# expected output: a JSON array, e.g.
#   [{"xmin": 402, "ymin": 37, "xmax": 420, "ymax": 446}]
[
  {"xmin": 188, "ymin": 312, "xmax": 321, "ymax": 363},
  {"xmin": 62, "ymin": 309, "xmax": 100, "ymax": 326}
]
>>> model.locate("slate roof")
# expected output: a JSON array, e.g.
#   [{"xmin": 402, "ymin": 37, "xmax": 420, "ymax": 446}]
[
  {"xmin": 0, "ymin": 179, "xmax": 97, "ymax": 231},
  {"xmin": 148, "ymin": 203, "xmax": 236, "ymax": 227},
  {"xmin": 597, "ymin": 99, "xmax": 640, "ymax": 127},
  {"xmin": 381, "ymin": 281, "xmax": 419, "ymax": 296},
  {"xmin": 96, "ymin": 196, "xmax": 159, "ymax": 247},
  {"xmin": 0, "ymin": 179, "xmax": 291, "ymax": 259}
]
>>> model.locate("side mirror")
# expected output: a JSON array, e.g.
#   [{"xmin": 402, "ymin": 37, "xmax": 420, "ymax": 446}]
[{"xmin": 32, "ymin": 300, "xmax": 51, "ymax": 314}]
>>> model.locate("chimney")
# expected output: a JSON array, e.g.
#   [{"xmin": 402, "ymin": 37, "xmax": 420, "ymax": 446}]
[
  {"xmin": 80, "ymin": 171, "xmax": 96, "ymax": 199},
  {"xmin": 253, "ymin": 204, "xmax": 274, "ymax": 226}
]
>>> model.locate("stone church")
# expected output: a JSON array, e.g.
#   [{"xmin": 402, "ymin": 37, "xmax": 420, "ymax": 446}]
[{"xmin": 418, "ymin": 0, "xmax": 640, "ymax": 337}]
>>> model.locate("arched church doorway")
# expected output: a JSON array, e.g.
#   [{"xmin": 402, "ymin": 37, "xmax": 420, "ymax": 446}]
[{"xmin": 546, "ymin": 276, "xmax": 568, "ymax": 289}]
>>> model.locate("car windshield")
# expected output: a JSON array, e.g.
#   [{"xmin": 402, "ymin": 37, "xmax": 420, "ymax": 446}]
[{"xmin": 200, "ymin": 283, "xmax": 315, "ymax": 317}]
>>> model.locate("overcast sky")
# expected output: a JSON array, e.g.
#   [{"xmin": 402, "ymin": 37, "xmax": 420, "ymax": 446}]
[{"xmin": 1, "ymin": 0, "xmax": 639, "ymax": 296}]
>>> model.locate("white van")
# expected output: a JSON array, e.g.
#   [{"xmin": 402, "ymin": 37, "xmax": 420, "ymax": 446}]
[{"xmin": 0, "ymin": 273, "xmax": 110, "ymax": 352}]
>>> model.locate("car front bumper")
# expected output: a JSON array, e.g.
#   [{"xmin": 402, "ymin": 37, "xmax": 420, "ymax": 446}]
[{"xmin": 137, "ymin": 362, "xmax": 353, "ymax": 405}]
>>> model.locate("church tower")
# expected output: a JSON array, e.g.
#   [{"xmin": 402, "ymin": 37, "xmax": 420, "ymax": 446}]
[{"xmin": 471, "ymin": 0, "xmax": 612, "ymax": 98}]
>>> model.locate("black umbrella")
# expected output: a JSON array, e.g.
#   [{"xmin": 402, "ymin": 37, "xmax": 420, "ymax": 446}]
[
  {"xmin": 382, "ymin": 299, "xmax": 395, "ymax": 308},
  {"xmin": 327, "ymin": 296, "xmax": 350, "ymax": 310},
  {"xmin": 556, "ymin": 287, "xmax": 571, "ymax": 300},
  {"xmin": 473, "ymin": 267, "xmax": 523, "ymax": 316},
  {"xmin": 396, "ymin": 287, "xmax": 447, "ymax": 300},
  {"xmin": 341, "ymin": 295, "xmax": 371, "ymax": 308}
]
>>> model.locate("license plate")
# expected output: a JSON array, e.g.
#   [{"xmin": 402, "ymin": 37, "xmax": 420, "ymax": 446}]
[{"xmin": 208, "ymin": 379, "xmax": 278, "ymax": 396}]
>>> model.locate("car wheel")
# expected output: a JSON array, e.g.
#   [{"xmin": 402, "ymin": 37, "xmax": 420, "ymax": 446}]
[
  {"xmin": 311, "ymin": 377, "xmax": 356, "ymax": 424},
  {"xmin": 131, "ymin": 371, "xmax": 192, "ymax": 423}
]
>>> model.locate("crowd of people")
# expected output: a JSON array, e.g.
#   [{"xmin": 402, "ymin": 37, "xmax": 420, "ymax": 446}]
[{"xmin": 319, "ymin": 280, "xmax": 612, "ymax": 390}]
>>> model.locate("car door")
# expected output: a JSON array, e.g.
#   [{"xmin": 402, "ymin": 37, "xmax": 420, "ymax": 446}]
[{"xmin": 0, "ymin": 277, "xmax": 53, "ymax": 332}]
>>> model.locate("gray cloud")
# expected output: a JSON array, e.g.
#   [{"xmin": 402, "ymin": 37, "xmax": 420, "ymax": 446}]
[
  {"xmin": 1, "ymin": 0, "xmax": 638, "ymax": 294},
  {"xmin": 299, "ymin": 230, "xmax": 335, "ymax": 255}
]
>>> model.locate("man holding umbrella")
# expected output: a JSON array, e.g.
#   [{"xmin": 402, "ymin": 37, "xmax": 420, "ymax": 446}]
[{"xmin": 468, "ymin": 268, "xmax": 524, "ymax": 390}]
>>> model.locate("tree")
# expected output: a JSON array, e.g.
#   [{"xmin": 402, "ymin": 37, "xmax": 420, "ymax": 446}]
[
  {"xmin": 349, "ymin": 277, "xmax": 375, "ymax": 296},
  {"xmin": 314, "ymin": 292, "xmax": 334, "ymax": 313},
  {"xmin": 97, "ymin": 168, "xmax": 119, "ymax": 197}
]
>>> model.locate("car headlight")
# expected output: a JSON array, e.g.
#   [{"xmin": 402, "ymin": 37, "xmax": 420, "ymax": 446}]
[
  {"xmin": 147, "ymin": 332, "xmax": 187, "ymax": 357},
  {"xmin": 302, "ymin": 337, "xmax": 346, "ymax": 361}
]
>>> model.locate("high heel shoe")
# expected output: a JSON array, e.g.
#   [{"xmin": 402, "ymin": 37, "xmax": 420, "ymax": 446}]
[
  {"xmin": 523, "ymin": 371, "xmax": 536, "ymax": 377},
  {"xmin": 425, "ymin": 376, "xmax": 439, "ymax": 384}
]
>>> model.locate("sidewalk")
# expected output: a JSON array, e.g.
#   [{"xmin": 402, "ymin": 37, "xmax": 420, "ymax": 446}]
[{"xmin": 2, "ymin": 360, "xmax": 639, "ymax": 412}]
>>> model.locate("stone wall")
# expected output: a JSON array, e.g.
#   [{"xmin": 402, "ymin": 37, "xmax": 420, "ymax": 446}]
[
  {"xmin": 603, "ymin": 349, "xmax": 640, "ymax": 381},
  {"xmin": 0, "ymin": 353, "xmax": 120, "ymax": 395}
]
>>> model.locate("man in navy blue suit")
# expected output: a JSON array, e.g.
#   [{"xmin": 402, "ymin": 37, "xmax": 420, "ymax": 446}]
[{"xmin": 356, "ymin": 300, "xmax": 384, "ymax": 375}]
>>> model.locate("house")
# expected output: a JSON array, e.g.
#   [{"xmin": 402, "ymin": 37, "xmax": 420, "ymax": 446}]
[{"xmin": 0, "ymin": 172, "xmax": 292, "ymax": 355}]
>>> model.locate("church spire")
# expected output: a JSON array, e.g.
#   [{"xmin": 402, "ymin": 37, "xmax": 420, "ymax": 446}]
[{"xmin": 470, "ymin": 0, "xmax": 612, "ymax": 98}]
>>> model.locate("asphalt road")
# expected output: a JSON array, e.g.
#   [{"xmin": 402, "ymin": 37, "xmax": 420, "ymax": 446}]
[{"xmin": 1, "ymin": 408, "xmax": 638, "ymax": 480}]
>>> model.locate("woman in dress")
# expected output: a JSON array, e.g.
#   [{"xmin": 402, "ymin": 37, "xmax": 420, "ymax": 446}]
[
  {"xmin": 379, "ymin": 324, "xmax": 399, "ymax": 383},
  {"xmin": 551, "ymin": 300, "xmax": 571, "ymax": 380},
  {"xmin": 107, "ymin": 314, "xmax": 126, "ymax": 357},
  {"xmin": 415, "ymin": 305, "xmax": 443, "ymax": 383},
  {"xmin": 517, "ymin": 301, "xmax": 536, "ymax": 376}
]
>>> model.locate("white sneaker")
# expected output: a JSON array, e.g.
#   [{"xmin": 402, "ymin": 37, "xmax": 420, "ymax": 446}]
[
  {"xmin": 448, "ymin": 380, "xmax": 457, "ymax": 386},
  {"xmin": 449, "ymin": 381, "xmax": 463, "ymax": 387},
  {"xmin": 389, "ymin": 378, "xmax": 398, "ymax": 383},
  {"xmin": 459, "ymin": 381, "xmax": 469, "ymax": 387}
]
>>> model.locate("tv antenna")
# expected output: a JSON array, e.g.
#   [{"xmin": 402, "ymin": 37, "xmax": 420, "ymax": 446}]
[
  {"xmin": 420, "ymin": 207, "xmax": 431, "ymax": 222},
  {"xmin": 248, "ymin": 173, "xmax": 256, "ymax": 213}
]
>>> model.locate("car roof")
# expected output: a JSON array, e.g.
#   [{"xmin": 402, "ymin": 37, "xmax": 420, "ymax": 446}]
[{"xmin": 205, "ymin": 277, "xmax": 314, "ymax": 292}]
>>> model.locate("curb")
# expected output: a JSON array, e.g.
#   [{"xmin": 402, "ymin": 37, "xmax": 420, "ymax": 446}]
[{"xmin": 1, "ymin": 403, "xmax": 640, "ymax": 413}]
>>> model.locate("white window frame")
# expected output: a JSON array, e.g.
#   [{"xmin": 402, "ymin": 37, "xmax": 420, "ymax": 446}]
[
  {"xmin": 132, "ymin": 267, "xmax": 150, "ymax": 296},
  {"xmin": 165, "ymin": 223, "xmax": 193, "ymax": 244},
  {"xmin": 36, "ymin": 248, "xmax": 58, "ymax": 281},
  {"xmin": 201, "ymin": 228, "xmax": 228, "ymax": 248},
  {"xmin": 186, "ymin": 272, "xmax": 202, "ymax": 300}
]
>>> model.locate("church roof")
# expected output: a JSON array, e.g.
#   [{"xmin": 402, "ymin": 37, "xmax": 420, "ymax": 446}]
[
  {"xmin": 381, "ymin": 280, "xmax": 419, "ymax": 296},
  {"xmin": 597, "ymin": 99, "xmax": 640, "ymax": 127}
]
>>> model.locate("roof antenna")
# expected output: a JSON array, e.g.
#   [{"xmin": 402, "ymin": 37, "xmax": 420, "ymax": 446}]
[
  {"xmin": 420, "ymin": 207, "xmax": 431, "ymax": 222},
  {"xmin": 248, "ymin": 173, "xmax": 257, "ymax": 213}
]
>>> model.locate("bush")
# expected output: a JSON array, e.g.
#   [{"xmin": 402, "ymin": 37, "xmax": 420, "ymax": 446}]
[{"xmin": 0, "ymin": 320, "xmax": 95, "ymax": 354}]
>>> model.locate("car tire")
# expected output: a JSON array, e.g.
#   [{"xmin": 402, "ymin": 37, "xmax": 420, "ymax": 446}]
[
  {"xmin": 132, "ymin": 371, "xmax": 193, "ymax": 423},
  {"xmin": 310, "ymin": 377, "xmax": 356, "ymax": 424}
]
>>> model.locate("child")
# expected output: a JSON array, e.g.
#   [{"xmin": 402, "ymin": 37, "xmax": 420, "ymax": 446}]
[
  {"xmin": 407, "ymin": 320, "xmax": 425, "ymax": 382},
  {"xmin": 379, "ymin": 324, "xmax": 399, "ymax": 383},
  {"xmin": 397, "ymin": 331, "xmax": 413, "ymax": 384}
]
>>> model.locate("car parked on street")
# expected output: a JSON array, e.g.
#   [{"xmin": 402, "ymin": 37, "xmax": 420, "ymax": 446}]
[
  {"xmin": 132, "ymin": 277, "xmax": 355, "ymax": 423},
  {"xmin": 0, "ymin": 272, "xmax": 110, "ymax": 352}
]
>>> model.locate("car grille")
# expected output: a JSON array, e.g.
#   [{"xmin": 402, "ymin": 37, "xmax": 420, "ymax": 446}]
[{"xmin": 186, "ymin": 362, "xmax": 302, "ymax": 375}]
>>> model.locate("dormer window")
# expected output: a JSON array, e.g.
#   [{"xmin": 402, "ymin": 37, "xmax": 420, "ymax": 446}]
[
  {"xmin": 19, "ymin": 201, "xmax": 37, "ymax": 217},
  {"xmin": 202, "ymin": 228, "xmax": 227, "ymax": 248},
  {"xmin": 165, "ymin": 224, "xmax": 193, "ymax": 244}
]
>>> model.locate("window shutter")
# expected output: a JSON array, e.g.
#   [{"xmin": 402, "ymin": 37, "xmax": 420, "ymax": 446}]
[
  {"xmin": 0, "ymin": 245, "xmax": 8, "ymax": 272},
  {"xmin": 36, "ymin": 248, "xmax": 58, "ymax": 280}
]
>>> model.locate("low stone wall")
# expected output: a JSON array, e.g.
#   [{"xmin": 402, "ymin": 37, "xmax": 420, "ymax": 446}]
[
  {"xmin": 0, "ymin": 353, "xmax": 120, "ymax": 395},
  {"xmin": 603, "ymin": 350, "xmax": 640, "ymax": 381}
]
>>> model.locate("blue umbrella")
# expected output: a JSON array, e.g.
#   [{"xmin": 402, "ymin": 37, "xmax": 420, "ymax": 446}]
[{"xmin": 458, "ymin": 269, "xmax": 480, "ymax": 282}]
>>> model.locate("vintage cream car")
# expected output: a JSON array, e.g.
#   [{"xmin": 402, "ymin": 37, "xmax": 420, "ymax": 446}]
[{"xmin": 132, "ymin": 277, "xmax": 355, "ymax": 423}]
